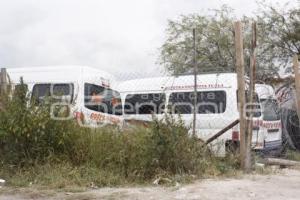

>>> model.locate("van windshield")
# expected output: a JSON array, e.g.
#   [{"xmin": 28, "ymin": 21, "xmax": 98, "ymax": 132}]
[
  {"xmin": 261, "ymin": 98, "xmax": 280, "ymax": 121},
  {"xmin": 169, "ymin": 91, "xmax": 226, "ymax": 114},
  {"xmin": 32, "ymin": 83, "xmax": 74, "ymax": 103},
  {"xmin": 124, "ymin": 93, "xmax": 166, "ymax": 115},
  {"xmin": 84, "ymin": 83, "xmax": 122, "ymax": 115}
]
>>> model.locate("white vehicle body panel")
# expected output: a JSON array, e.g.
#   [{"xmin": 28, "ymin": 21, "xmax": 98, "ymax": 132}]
[
  {"xmin": 7, "ymin": 66, "xmax": 123, "ymax": 127},
  {"xmin": 118, "ymin": 73, "xmax": 265, "ymax": 156},
  {"xmin": 255, "ymin": 84, "xmax": 282, "ymax": 152}
]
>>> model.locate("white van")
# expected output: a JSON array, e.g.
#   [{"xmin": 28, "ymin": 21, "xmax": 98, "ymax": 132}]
[
  {"xmin": 118, "ymin": 73, "xmax": 264, "ymax": 156},
  {"xmin": 255, "ymin": 84, "xmax": 282, "ymax": 154},
  {"xmin": 7, "ymin": 66, "xmax": 123, "ymax": 127}
]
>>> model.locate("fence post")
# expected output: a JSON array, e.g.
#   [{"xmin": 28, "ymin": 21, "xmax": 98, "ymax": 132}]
[
  {"xmin": 246, "ymin": 22, "xmax": 257, "ymax": 170},
  {"xmin": 293, "ymin": 55, "xmax": 300, "ymax": 124},
  {"xmin": 192, "ymin": 28, "xmax": 197, "ymax": 136},
  {"xmin": 234, "ymin": 21, "xmax": 251, "ymax": 172},
  {"xmin": 0, "ymin": 68, "xmax": 8, "ymax": 95}
]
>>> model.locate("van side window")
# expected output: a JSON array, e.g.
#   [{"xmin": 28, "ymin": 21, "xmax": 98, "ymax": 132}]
[
  {"xmin": 124, "ymin": 93, "xmax": 166, "ymax": 115},
  {"xmin": 53, "ymin": 84, "xmax": 73, "ymax": 97},
  {"xmin": 169, "ymin": 91, "xmax": 226, "ymax": 114},
  {"xmin": 32, "ymin": 84, "xmax": 50, "ymax": 103},
  {"xmin": 84, "ymin": 83, "xmax": 122, "ymax": 115},
  {"xmin": 32, "ymin": 83, "xmax": 74, "ymax": 104},
  {"xmin": 261, "ymin": 99, "xmax": 280, "ymax": 121}
]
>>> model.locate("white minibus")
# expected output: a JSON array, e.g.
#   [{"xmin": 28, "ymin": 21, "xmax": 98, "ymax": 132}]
[
  {"xmin": 7, "ymin": 66, "xmax": 123, "ymax": 127},
  {"xmin": 118, "ymin": 73, "xmax": 264, "ymax": 156},
  {"xmin": 255, "ymin": 84, "xmax": 282, "ymax": 154}
]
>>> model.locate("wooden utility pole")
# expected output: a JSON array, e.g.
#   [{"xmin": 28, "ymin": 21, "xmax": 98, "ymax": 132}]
[
  {"xmin": 0, "ymin": 68, "xmax": 8, "ymax": 95},
  {"xmin": 293, "ymin": 55, "xmax": 300, "ymax": 123},
  {"xmin": 246, "ymin": 22, "xmax": 257, "ymax": 170},
  {"xmin": 192, "ymin": 28, "xmax": 197, "ymax": 136},
  {"xmin": 234, "ymin": 22, "xmax": 251, "ymax": 172}
]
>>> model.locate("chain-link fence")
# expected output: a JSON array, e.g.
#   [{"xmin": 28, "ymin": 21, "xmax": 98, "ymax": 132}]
[
  {"xmin": 3, "ymin": 66, "xmax": 300, "ymax": 160},
  {"xmin": 116, "ymin": 72, "xmax": 289, "ymax": 158},
  {"xmin": 276, "ymin": 82, "xmax": 300, "ymax": 155}
]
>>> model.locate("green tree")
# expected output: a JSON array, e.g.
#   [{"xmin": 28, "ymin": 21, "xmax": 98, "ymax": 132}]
[
  {"xmin": 256, "ymin": 1, "xmax": 300, "ymax": 79},
  {"xmin": 159, "ymin": 2, "xmax": 300, "ymax": 79},
  {"xmin": 159, "ymin": 6, "xmax": 238, "ymax": 75}
]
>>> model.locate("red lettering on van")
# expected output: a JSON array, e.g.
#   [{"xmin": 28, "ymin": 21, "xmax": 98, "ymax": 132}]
[
  {"xmin": 262, "ymin": 121, "xmax": 281, "ymax": 129},
  {"xmin": 90, "ymin": 113, "xmax": 121, "ymax": 124}
]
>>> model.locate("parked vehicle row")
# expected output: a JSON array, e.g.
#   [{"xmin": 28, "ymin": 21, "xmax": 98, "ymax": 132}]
[{"xmin": 7, "ymin": 66, "xmax": 282, "ymax": 156}]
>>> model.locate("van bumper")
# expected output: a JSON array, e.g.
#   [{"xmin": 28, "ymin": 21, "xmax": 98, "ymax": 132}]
[{"xmin": 261, "ymin": 140, "xmax": 283, "ymax": 156}]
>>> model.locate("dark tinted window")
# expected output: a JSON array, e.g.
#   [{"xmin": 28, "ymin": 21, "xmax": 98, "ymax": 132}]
[
  {"xmin": 53, "ymin": 84, "xmax": 72, "ymax": 96},
  {"xmin": 124, "ymin": 93, "xmax": 166, "ymax": 114},
  {"xmin": 261, "ymin": 99, "xmax": 280, "ymax": 121},
  {"xmin": 32, "ymin": 83, "xmax": 74, "ymax": 104},
  {"xmin": 84, "ymin": 83, "xmax": 122, "ymax": 115},
  {"xmin": 169, "ymin": 91, "xmax": 226, "ymax": 114},
  {"xmin": 32, "ymin": 84, "xmax": 50, "ymax": 101}
]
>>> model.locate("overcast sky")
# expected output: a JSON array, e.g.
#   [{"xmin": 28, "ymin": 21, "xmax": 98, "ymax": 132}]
[{"xmin": 0, "ymin": 0, "xmax": 297, "ymax": 80}]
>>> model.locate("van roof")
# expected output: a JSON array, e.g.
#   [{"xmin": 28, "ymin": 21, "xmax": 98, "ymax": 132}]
[
  {"xmin": 117, "ymin": 73, "xmax": 238, "ymax": 93},
  {"xmin": 6, "ymin": 65, "xmax": 115, "ymax": 85},
  {"xmin": 255, "ymin": 84, "xmax": 275, "ymax": 99}
]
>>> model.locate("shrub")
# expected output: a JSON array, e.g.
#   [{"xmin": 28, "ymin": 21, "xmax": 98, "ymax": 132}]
[
  {"xmin": 67, "ymin": 116, "xmax": 212, "ymax": 182},
  {"xmin": 0, "ymin": 81, "xmax": 238, "ymax": 187},
  {"xmin": 0, "ymin": 80, "xmax": 76, "ymax": 166}
]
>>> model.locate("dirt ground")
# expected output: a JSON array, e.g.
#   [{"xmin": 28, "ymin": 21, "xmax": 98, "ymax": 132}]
[{"xmin": 1, "ymin": 168, "xmax": 300, "ymax": 200}]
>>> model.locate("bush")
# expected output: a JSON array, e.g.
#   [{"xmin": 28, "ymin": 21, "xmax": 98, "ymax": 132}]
[
  {"xmin": 0, "ymin": 81, "xmax": 238, "ymax": 187},
  {"xmin": 0, "ymin": 81, "xmax": 76, "ymax": 166},
  {"xmin": 65, "ymin": 115, "xmax": 212, "ymax": 182}
]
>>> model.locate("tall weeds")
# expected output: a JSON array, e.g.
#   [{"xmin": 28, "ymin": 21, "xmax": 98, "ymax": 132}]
[{"xmin": 0, "ymin": 81, "xmax": 238, "ymax": 187}]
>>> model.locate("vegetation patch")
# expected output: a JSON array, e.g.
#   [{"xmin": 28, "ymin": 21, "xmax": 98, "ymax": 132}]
[{"xmin": 0, "ymin": 82, "xmax": 239, "ymax": 188}]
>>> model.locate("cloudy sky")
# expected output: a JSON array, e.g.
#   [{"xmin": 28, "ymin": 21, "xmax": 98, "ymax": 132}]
[{"xmin": 0, "ymin": 0, "xmax": 297, "ymax": 79}]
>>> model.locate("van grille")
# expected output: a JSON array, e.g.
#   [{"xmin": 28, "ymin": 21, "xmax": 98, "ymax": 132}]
[{"xmin": 268, "ymin": 129, "xmax": 279, "ymax": 133}]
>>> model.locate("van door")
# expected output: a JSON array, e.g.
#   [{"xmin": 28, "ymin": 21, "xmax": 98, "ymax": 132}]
[
  {"xmin": 80, "ymin": 83, "xmax": 123, "ymax": 127},
  {"xmin": 260, "ymin": 98, "xmax": 282, "ymax": 152}
]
